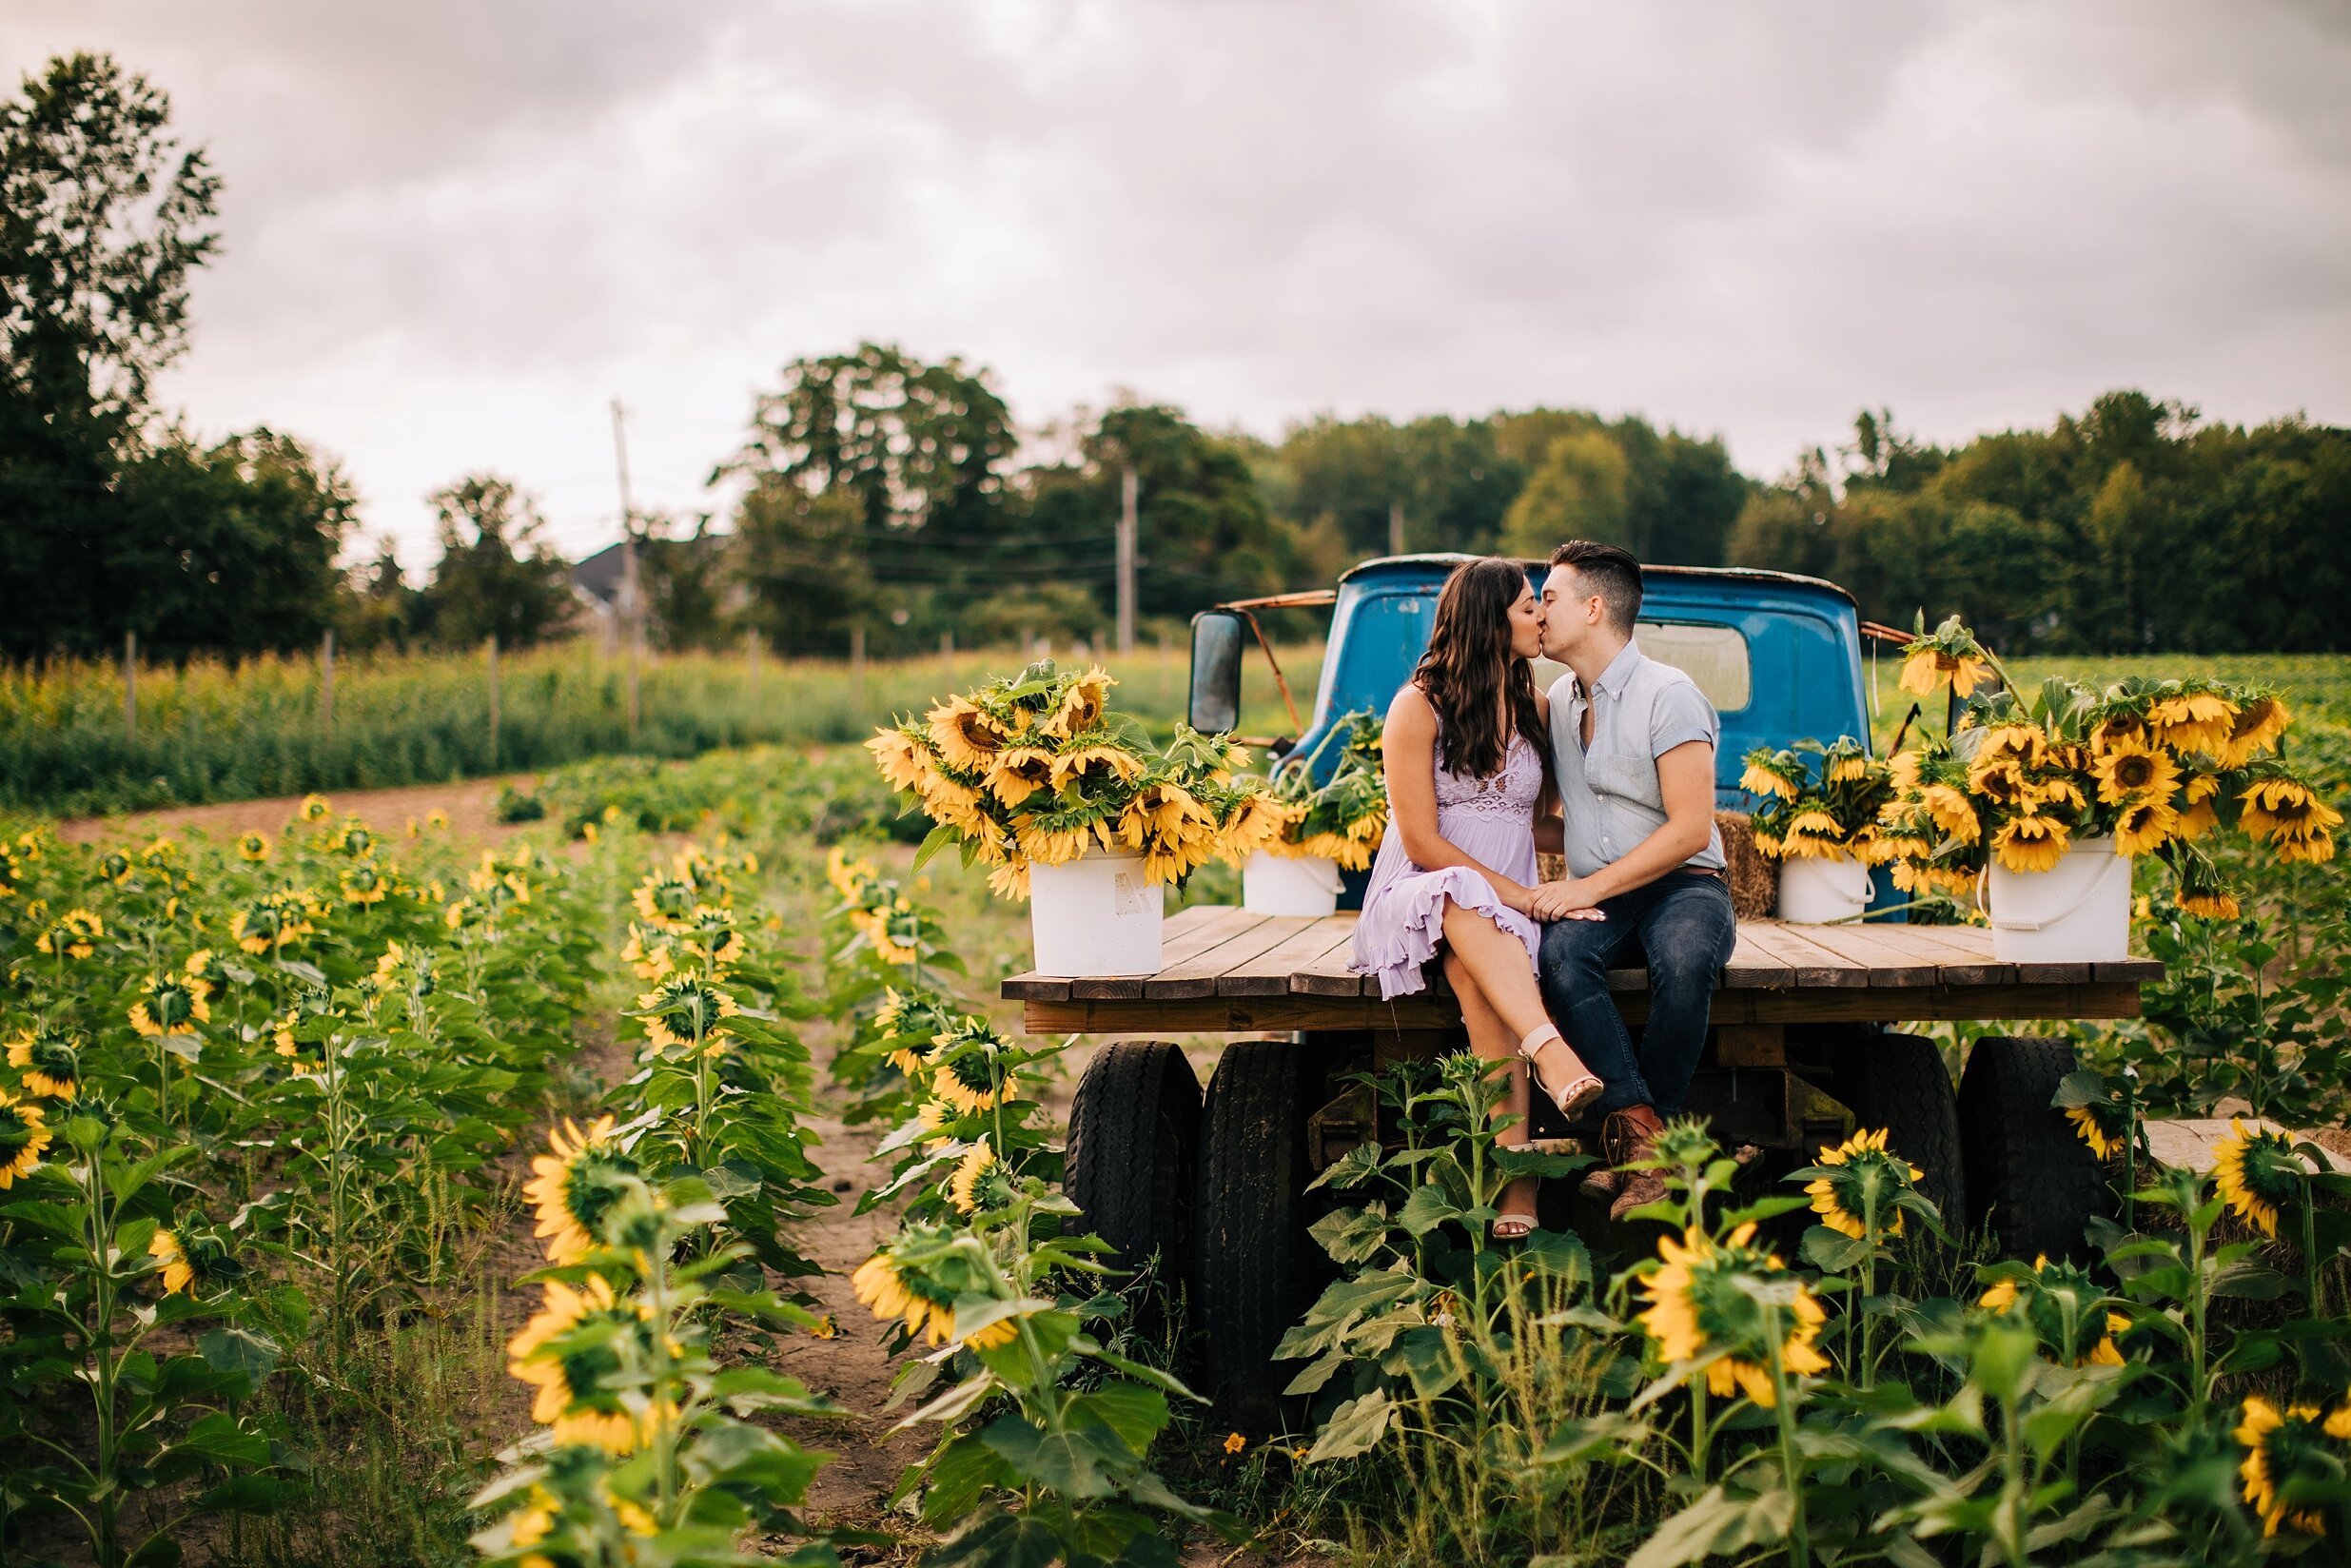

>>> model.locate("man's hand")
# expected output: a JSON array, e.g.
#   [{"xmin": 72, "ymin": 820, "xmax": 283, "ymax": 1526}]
[{"xmin": 1526, "ymin": 879, "xmax": 1606, "ymax": 922}]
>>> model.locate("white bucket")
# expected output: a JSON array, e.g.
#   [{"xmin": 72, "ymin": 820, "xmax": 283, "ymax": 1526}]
[
  {"xmin": 1987, "ymin": 836, "xmax": 2130, "ymax": 963},
  {"xmin": 1243, "ymin": 851, "xmax": 1342, "ymax": 916},
  {"xmin": 1774, "ymin": 854, "xmax": 1872, "ymax": 924},
  {"xmin": 1028, "ymin": 852, "xmax": 1164, "ymax": 976}
]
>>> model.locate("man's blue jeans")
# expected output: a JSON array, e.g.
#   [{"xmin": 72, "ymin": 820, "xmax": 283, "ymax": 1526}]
[{"xmin": 1538, "ymin": 869, "xmax": 1736, "ymax": 1118}]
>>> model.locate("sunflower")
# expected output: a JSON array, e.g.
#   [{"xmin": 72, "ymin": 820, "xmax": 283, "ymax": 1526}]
[
  {"xmin": 916, "ymin": 770, "xmax": 991, "ymax": 835},
  {"xmin": 2174, "ymin": 774, "xmax": 2221, "ymax": 841},
  {"xmin": 2091, "ymin": 742, "xmax": 2179, "ymax": 807},
  {"xmin": 0, "ymin": 1088, "xmax": 52, "ymax": 1188},
  {"xmin": 1966, "ymin": 758, "xmax": 2033, "ymax": 811},
  {"xmin": 272, "ymin": 1011, "xmax": 326, "ymax": 1076},
  {"xmin": 96, "ymin": 850, "xmax": 136, "ymax": 886},
  {"xmin": 2065, "ymin": 1100, "xmax": 2130, "ymax": 1161},
  {"xmin": 230, "ymin": 893, "xmax": 311, "ymax": 954},
  {"xmin": 1990, "ymin": 814, "xmax": 2069, "ymax": 874},
  {"xmin": 2150, "ymin": 691, "xmax": 2237, "ymax": 756},
  {"xmin": 933, "ymin": 1038, "xmax": 1014, "ymax": 1116},
  {"xmin": 147, "ymin": 1226, "xmax": 195, "ymax": 1294},
  {"xmin": 1802, "ymin": 1127, "xmax": 1924, "ymax": 1239},
  {"xmin": 2113, "ymin": 795, "xmax": 2181, "ymax": 856},
  {"xmin": 1050, "ymin": 743, "xmax": 1147, "ymax": 792},
  {"xmin": 2236, "ymin": 1397, "xmax": 2335, "ymax": 1538},
  {"xmin": 824, "ymin": 846, "xmax": 879, "ymax": 903},
  {"xmin": 524, "ymin": 1117, "xmax": 643, "ymax": 1264},
  {"xmin": 298, "ymin": 794, "xmax": 331, "ymax": 822},
  {"xmin": 1014, "ymin": 820, "xmax": 1093, "ymax": 868},
  {"xmin": 35, "ymin": 907, "xmax": 104, "ymax": 960},
  {"xmin": 1919, "ymin": 784, "xmax": 1981, "ymax": 844},
  {"xmin": 928, "ymin": 695, "xmax": 1011, "ymax": 772},
  {"xmin": 2213, "ymin": 1118, "xmax": 2304, "ymax": 1240},
  {"xmin": 986, "ymin": 860, "xmax": 1031, "ymax": 900},
  {"xmin": 2218, "ymin": 695, "xmax": 2291, "ymax": 768},
  {"xmin": 1636, "ymin": 1223, "xmax": 1832, "ymax": 1407},
  {"xmin": 985, "ymin": 746, "xmax": 1059, "ymax": 809},
  {"xmin": 851, "ymin": 1231, "xmax": 1022, "ymax": 1350},
  {"xmin": 948, "ymin": 1137, "xmax": 1003, "ymax": 1215},
  {"xmin": 866, "ymin": 724, "xmax": 939, "ymax": 795},
  {"xmin": 635, "ymin": 976, "xmax": 740, "ymax": 1057},
  {"xmin": 341, "ymin": 862, "xmax": 390, "ymax": 907},
  {"xmin": 1739, "ymin": 757, "xmax": 1799, "ymax": 801},
  {"xmin": 8, "ymin": 1026, "xmax": 80, "ymax": 1100},
  {"xmin": 631, "ymin": 868, "xmax": 700, "ymax": 930},
  {"xmin": 2241, "ymin": 777, "xmax": 2343, "ymax": 863},
  {"xmin": 1039, "ymin": 666, "xmax": 1112, "ymax": 740},
  {"xmin": 130, "ymin": 970, "xmax": 212, "ymax": 1037},
  {"xmin": 507, "ymin": 1274, "xmax": 652, "ymax": 1452},
  {"xmin": 234, "ymin": 831, "xmax": 273, "ymax": 863},
  {"xmin": 1777, "ymin": 810, "xmax": 1847, "ymax": 860},
  {"xmin": 1977, "ymin": 724, "xmax": 2047, "ymax": 770},
  {"xmin": 1898, "ymin": 647, "xmax": 1989, "ymax": 698},
  {"xmin": 1977, "ymin": 1255, "xmax": 2128, "ymax": 1365}
]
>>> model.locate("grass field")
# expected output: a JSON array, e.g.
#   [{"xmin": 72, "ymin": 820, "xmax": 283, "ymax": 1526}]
[{"xmin": 2, "ymin": 639, "xmax": 1323, "ymax": 818}]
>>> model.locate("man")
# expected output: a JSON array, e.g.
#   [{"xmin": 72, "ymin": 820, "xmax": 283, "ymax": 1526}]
[{"xmin": 1529, "ymin": 539, "xmax": 1738, "ymax": 1221}]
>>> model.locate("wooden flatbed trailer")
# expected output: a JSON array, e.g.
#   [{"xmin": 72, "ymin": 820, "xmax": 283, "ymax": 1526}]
[{"xmin": 1005, "ymin": 905, "xmax": 2161, "ymax": 1421}]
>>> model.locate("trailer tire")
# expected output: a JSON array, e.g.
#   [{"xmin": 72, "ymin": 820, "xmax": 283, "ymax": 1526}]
[
  {"xmin": 1829, "ymin": 1029, "xmax": 1967, "ymax": 1227},
  {"xmin": 1065, "ymin": 1041, "xmax": 1201, "ymax": 1332},
  {"xmin": 1958, "ymin": 1035, "xmax": 2106, "ymax": 1261},
  {"xmin": 1193, "ymin": 1039, "xmax": 1318, "ymax": 1430}
]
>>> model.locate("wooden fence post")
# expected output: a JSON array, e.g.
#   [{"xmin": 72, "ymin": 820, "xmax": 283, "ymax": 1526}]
[
  {"xmin": 321, "ymin": 629, "xmax": 336, "ymax": 742},
  {"xmin": 123, "ymin": 631, "xmax": 137, "ymax": 741},
  {"xmin": 486, "ymin": 635, "xmax": 500, "ymax": 770},
  {"xmin": 851, "ymin": 625, "xmax": 866, "ymax": 682}
]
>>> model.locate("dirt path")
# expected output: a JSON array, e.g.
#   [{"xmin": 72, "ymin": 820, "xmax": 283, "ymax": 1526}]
[{"xmin": 57, "ymin": 776, "xmax": 528, "ymax": 845}]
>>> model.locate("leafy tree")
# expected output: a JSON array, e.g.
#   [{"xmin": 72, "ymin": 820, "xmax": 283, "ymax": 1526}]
[
  {"xmin": 720, "ymin": 343, "xmax": 1016, "ymax": 647},
  {"xmin": 635, "ymin": 512, "xmax": 732, "ymax": 651},
  {"xmin": 1087, "ymin": 402, "xmax": 1290, "ymax": 622},
  {"xmin": 1500, "ymin": 428, "xmax": 1630, "ymax": 559},
  {"xmin": 108, "ymin": 427, "xmax": 357, "ymax": 658},
  {"xmin": 418, "ymin": 474, "xmax": 575, "ymax": 649},
  {"xmin": 332, "ymin": 537, "xmax": 421, "ymax": 653},
  {"xmin": 0, "ymin": 51, "xmax": 220, "ymax": 659}
]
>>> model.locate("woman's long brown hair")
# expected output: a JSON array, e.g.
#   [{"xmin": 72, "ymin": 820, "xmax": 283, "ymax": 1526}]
[{"xmin": 1413, "ymin": 558, "xmax": 1549, "ymax": 783}]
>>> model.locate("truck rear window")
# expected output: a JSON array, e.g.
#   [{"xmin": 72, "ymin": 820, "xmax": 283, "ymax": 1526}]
[{"xmin": 1636, "ymin": 622, "xmax": 1751, "ymax": 712}]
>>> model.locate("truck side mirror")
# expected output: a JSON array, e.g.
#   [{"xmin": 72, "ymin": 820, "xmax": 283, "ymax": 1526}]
[{"xmin": 1187, "ymin": 611, "xmax": 1245, "ymax": 735}]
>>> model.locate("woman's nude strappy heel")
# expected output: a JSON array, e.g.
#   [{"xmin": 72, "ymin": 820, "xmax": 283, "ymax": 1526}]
[
  {"xmin": 1493, "ymin": 1145, "xmax": 1538, "ymax": 1241},
  {"xmin": 1518, "ymin": 1026, "xmax": 1604, "ymax": 1119}
]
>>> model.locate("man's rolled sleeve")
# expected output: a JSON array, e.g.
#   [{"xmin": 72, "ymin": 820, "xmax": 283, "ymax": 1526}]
[{"xmin": 1648, "ymin": 679, "xmax": 1717, "ymax": 758}]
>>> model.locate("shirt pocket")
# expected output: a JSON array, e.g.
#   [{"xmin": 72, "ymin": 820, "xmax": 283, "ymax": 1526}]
[{"xmin": 1583, "ymin": 752, "xmax": 1656, "ymax": 809}]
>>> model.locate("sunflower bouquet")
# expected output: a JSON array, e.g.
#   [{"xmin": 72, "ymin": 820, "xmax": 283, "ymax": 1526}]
[
  {"xmin": 867, "ymin": 659, "xmax": 1279, "ymax": 899},
  {"xmin": 1739, "ymin": 737, "xmax": 1896, "ymax": 864},
  {"xmin": 1877, "ymin": 618, "xmax": 2339, "ymax": 910},
  {"xmin": 1246, "ymin": 710, "xmax": 1389, "ymax": 872}
]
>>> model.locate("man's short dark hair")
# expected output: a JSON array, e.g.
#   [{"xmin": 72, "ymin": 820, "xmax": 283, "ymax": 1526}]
[{"xmin": 1549, "ymin": 539, "xmax": 1642, "ymax": 631}]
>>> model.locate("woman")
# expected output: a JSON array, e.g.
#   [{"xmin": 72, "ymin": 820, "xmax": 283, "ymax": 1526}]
[{"xmin": 1350, "ymin": 558, "xmax": 1605, "ymax": 1240}]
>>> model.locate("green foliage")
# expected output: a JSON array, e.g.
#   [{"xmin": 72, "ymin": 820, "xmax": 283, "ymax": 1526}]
[
  {"xmin": 1734, "ymin": 395, "xmax": 2351, "ymax": 654},
  {"xmin": 419, "ymin": 474, "xmax": 578, "ymax": 651}
]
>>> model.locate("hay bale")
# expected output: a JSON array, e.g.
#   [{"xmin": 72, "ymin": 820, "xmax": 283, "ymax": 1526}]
[{"xmin": 1715, "ymin": 810, "xmax": 1777, "ymax": 920}]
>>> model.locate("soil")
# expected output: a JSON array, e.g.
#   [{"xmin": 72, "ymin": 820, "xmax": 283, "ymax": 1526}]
[{"xmin": 56, "ymin": 777, "xmax": 537, "ymax": 847}]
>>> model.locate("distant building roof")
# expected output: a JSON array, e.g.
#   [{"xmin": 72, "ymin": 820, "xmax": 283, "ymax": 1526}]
[{"xmin": 572, "ymin": 542, "xmax": 628, "ymax": 606}]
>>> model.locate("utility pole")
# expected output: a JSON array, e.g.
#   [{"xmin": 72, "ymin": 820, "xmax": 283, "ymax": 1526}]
[
  {"xmin": 1389, "ymin": 497, "xmax": 1405, "ymax": 557},
  {"xmin": 610, "ymin": 397, "xmax": 642, "ymax": 742},
  {"xmin": 321, "ymin": 629, "xmax": 335, "ymax": 742},
  {"xmin": 1117, "ymin": 463, "xmax": 1138, "ymax": 655}
]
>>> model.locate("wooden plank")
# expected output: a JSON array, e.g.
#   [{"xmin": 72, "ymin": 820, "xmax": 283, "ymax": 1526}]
[
  {"xmin": 2095, "ymin": 957, "xmax": 2165, "ymax": 983},
  {"xmin": 1068, "ymin": 908, "xmax": 1268, "ymax": 999},
  {"xmin": 1022, "ymin": 980, "xmax": 2147, "ymax": 1036},
  {"xmin": 1722, "ymin": 928, "xmax": 1796, "ymax": 990},
  {"xmin": 1005, "ymin": 905, "xmax": 1263, "ymax": 1000},
  {"xmin": 1853, "ymin": 923, "xmax": 2012, "ymax": 987},
  {"xmin": 1789, "ymin": 921, "xmax": 1940, "ymax": 987},
  {"xmin": 1292, "ymin": 919, "xmax": 1377, "ymax": 996},
  {"xmin": 1735, "ymin": 922, "xmax": 1870, "ymax": 988},
  {"xmin": 1221, "ymin": 920, "xmax": 1358, "ymax": 996},
  {"xmin": 1133, "ymin": 914, "xmax": 1317, "ymax": 999}
]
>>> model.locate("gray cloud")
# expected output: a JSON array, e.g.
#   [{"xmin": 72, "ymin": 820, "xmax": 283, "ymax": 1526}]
[{"xmin": 5, "ymin": 0, "xmax": 2345, "ymax": 569}]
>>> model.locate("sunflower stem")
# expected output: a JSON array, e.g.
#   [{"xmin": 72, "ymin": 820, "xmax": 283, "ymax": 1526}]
[{"xmin": 1765, "ymin": 1314, "xmax": 1810, "ymax": 1568}]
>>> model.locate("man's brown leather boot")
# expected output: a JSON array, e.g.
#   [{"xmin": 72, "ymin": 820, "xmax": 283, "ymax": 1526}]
[{"xmin": 1603, "ymin": 1106, "xmax": 1669, "ymax": 1222}]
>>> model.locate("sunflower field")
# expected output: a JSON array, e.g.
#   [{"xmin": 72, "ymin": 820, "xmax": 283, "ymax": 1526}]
[{"xmin": 0, "ymin": 648, "xmax": 2346, "ymax": 1567}]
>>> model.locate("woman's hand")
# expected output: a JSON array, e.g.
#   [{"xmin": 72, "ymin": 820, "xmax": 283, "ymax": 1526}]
[{"xmin": 1527, "ymin": 878, "xmax": 1607, "ymax": 922}]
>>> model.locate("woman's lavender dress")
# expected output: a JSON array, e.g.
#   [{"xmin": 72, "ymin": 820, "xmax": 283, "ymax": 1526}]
[{"xmin": 1349, "ymin": 725, "xmax": 1544, "ymax": 1000}]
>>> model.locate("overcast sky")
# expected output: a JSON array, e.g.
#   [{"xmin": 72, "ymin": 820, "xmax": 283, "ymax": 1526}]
[{"xmin": 9, "ymin": 1, "xmax": 2349, "ymax": 575}]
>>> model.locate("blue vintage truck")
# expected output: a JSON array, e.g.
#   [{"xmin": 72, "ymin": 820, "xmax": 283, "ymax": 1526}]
[{"xmin": 1006, "ymin": 554, "xmax": 2151, "ymax": 1422}]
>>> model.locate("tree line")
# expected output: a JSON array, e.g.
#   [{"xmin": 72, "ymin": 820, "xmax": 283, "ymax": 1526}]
[{"xmin": 5, "ymin": 52, "xmax": 2344, "ymax": 667}]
